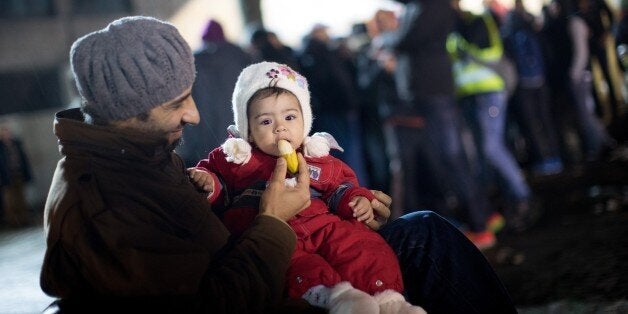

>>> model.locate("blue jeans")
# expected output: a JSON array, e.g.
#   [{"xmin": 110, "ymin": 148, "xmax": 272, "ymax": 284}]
[
  {"xmin": 462, "ymin": 91, "xmax": 531, "ymax": 202},
  {"xmin": 569, "ymin": 74, "xmax": 611, "ymax": 159},
  {"xmin": 379, "ymin": 211, "xmax": 517, "ymax": 314}
]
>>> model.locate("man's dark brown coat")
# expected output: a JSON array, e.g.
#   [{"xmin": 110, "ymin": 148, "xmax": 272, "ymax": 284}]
[{"xmin": 40, "ymin": 108, "xmax": 320, "ymax": 313}]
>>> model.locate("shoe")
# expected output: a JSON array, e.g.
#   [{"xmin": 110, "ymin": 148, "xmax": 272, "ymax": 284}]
[
  {"xmin": 504, "ymin": 199, "xmax": 542, "ymax": 233},
  {"xmin": 374, "ymin": 290, "xmax": 427, "ymax": 314},
  {"xmin": 487, "ymin": 212, "xmax": 505, "ymax": 234},
  {"xmin": 532, "ymin": 157, "xmax": 564, "ymax": 176},
  {"xmin": 464, "ymin": 230, "xmax": 496, "ymax": 250},
  {"xmin": 328, "ymin": 282, "xmax": 379, "ymax": 314}
]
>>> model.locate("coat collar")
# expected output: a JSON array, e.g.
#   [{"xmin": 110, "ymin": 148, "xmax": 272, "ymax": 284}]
[{"xmin": 54, "ymin": 108, "xmax": 173, "ymax": 164}]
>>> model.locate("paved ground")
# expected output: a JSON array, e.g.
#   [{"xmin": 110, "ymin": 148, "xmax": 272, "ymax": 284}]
[
  {"xmin": 0, "ymin": 151, "xmax": 626, "ymax": 313},
  {"xmin": 486, "ymin": 154, "xmax": 628, "ymax": 313},
  {"xmin": 0, "ymin": 226, "xmax": 52, "ymax": 313}
]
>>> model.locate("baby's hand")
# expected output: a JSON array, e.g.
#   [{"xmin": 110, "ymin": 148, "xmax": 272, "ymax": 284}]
[
  {"xmin": 349, "ymin": 196, "xmax": 374, "ymax": 224},
  {"xmin": 187, "ymin": 167, "xmax": 214, "ymax": 194}
]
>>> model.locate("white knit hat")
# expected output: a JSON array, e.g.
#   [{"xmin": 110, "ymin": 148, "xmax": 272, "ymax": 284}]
[
  {"xmin": 222, "ymin": 61, "xmax": 342, "ymax": 165},
  {"xmin": 232, "ymin": 61, "xmax": 312, "ymax": 140}
]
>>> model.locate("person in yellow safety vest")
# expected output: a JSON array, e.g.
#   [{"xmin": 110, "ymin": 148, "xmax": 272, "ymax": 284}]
[
  {"xmin": 448, "ymin": 2, "xmax": 537, "ymax": 235},
  {"xmin": 447, "ymin": 11, "xmax": 506, "ymax": 97}
]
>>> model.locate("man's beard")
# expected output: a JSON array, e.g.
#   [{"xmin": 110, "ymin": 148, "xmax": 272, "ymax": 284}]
[
  {"xmin": 135, "ymin": 118, "xmax": 184, "ymax": 151},
  {"xmin": 166, "ymin": 137, "xmax": 182, "ymax": 152}
]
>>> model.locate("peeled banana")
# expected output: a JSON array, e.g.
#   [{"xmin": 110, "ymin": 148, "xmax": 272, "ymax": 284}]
[{"xmin": 278, "ymin": 139, "xmax": 298, "ymax": 174}]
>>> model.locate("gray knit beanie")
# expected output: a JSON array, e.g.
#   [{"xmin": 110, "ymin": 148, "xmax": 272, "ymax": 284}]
[{"xmin": 70, "ymin": 16, "xmax": 195, "ymax": 122}]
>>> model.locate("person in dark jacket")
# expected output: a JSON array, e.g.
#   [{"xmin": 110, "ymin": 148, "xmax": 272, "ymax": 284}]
[
  {"xmin": 177, "ymin": 19, "xmax": 253, "ymax": 167},
  {"xmin": 40, "ymin": 16, "xmax": 517, "ymax": 314},
  {"xmin": 298, "ymin": 24, "xmax": 370, "ymax": 185},
  {"xmin": 249, "ymin": 27, "xmax": 300, "ymax": 70},
  {"xmin": 0, "ymin": 125, "xmax": 33, "ymax": 227},
  {"xmin": 503, "ymin": 0, "xmax": 564, "ymax": 176}
]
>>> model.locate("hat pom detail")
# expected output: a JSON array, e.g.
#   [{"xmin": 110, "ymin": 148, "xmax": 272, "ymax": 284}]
[
  {"xmin": 221, "ymin": 138, "xmax": 252, "ymax": 164},
  {"xmin": 303, "ymin": 132, "xmax": 344, "ymax": 158}
]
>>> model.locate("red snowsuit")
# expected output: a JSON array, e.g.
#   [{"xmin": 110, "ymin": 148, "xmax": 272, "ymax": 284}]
[{"xmin": 196, "ymin": 147, "xmax": 403, "ymax": 298}]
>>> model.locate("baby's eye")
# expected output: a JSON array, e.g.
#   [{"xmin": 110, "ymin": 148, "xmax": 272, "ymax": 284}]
[
  {"xmin": 285, "ymin": 114, "xmax": 297, "ymax": 121},
  {"xmin": 260, "ymin": 119, "xmax": 272, "ymax": 125}
]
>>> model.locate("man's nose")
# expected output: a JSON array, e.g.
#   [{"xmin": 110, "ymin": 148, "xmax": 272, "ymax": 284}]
[{"xmin": 183, "ymin": 98, "xmax": 200, "ymax": 125}]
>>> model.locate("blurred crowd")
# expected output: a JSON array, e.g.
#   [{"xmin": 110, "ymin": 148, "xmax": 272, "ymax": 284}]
[{"xmin": 175, "ymin": 0, "xmax": 626, "ymax": 250}]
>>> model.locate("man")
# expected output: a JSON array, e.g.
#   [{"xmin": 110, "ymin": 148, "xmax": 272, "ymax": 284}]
[{"xmin": 41, "ymin": 16, "xmax": 516, "ymax": 313}]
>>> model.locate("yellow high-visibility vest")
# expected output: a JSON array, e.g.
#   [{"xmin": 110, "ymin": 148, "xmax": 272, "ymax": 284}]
[{"xmin": 447, "ymin": 13, "xmax": 505, "ymax": 97}]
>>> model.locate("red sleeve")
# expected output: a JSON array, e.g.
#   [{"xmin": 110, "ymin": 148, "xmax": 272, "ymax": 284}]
[
  {"xmin": 327, "ymin": 158, "xmax": 375, "ymax": 220},
  {"xmin": 195, "ymin": 148, "xmax": 229, "ymax": 207},
  {"xmin": 206, "ymin": 171, "xmax": 222, "ymax": 204}
]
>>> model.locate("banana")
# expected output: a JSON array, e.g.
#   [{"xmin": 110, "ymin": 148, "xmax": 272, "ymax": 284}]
[{"xmin": 278, "ymin": 139, "xmax": 298, "ymax": 174}]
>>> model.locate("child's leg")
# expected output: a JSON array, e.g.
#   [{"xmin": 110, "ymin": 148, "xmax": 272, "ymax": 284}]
[
  {"xmin": 287, "ymin": 249, "xmax": 341, "ymax": 299},
  {"xmin": 291, "ymin": 251, "xmax": 379, "ymax": 313},
  {"xmin": 315, "ymin": 220, "xmax": 404, "ymax": 294},
  {"xmin": 313, "ymin": 221, "xmax": 426, "ymax": 313}
]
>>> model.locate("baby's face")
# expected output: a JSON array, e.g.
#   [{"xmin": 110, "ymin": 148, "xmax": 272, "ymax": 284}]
[{"xmin": 248, "ymin": 92, "xmax": 304, "ymax": 157}]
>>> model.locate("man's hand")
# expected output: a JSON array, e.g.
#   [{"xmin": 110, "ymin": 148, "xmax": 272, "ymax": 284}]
[
  {"xmin": 365, "ymin": 190, "xmax": 392, "ymax": 230},
  {"xmin": 260, "ymin": 153, "xmax": 311, "ymax": 222},
  {"xmin": 187, "ymin": 167, "xmax": 214, "ymax": 193}
]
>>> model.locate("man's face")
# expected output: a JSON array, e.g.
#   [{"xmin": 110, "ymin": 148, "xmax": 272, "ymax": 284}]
[{"xmin": 123, "ymin": 87, "xmax": 199, "ymax": 147}]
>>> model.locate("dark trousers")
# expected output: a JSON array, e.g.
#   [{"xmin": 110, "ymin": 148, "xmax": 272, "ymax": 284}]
[
  {"xmin": 513, "ymin": 85, "xmax": 562, "ymax": 163},
  {"xmin": 387, "ymin": 95, "xmax": 490, "ymax": 232},
  {"xmin": 379, "ymin": 211, "xmax": 517, "ymax": 314}
]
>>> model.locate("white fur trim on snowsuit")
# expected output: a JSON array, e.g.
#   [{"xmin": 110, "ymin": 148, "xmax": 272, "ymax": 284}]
[
  {"xmin": 232, "ymin": 61, "xmax": 312, "ymax": 140},
  {"xmin": 220, "ymin": 137, "xmax": 252, "ymax": 164}
]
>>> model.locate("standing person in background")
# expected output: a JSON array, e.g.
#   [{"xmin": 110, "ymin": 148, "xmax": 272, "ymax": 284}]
[
  {"xmin": 542, "ymin": 0, "xmax": 615, "ymax": 163},
  {"xmin": 448, "ymin": 0, "xmax": 537, "ymax": 234},
  {"xmin": 178, "ymin": 19, "xmax": 252, "ymax": 167},
  {"xmin": 580, "ymin": 0, "xmax": 624, "ymax": 127},
  {"xmin": 0, "ymin": 124, "xmax": 33, "ymax": 227},
  {"xmin": 541, "ymin": 0, "xmax": 581, "ymax": 164},
  {"xmin": 503, "ymin": 0, "xmax": 564, "ymax": 176},
  {"xmin": 354, "ymin": 19, "xmax": 394, "ymax": 194},
  {"xmin": 249, "ymin": 27, "xmax": 300, "ymax": 70},
  {"xmin": 298, "ymin": 24, "xmax": 370, "ymax": 186},
  {"xmin": 374, "ymin": 0, "xmax": 496, "ymax": 249}
]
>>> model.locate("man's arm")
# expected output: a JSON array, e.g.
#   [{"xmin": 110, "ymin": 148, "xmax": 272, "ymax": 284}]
[{"xmin": 366, "ymin": 190, "xmax": 392, "ymax": 230}]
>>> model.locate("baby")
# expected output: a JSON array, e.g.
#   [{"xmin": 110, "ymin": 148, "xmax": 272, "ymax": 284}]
[{"xmin": 189, "ymin": 62, "xmax": 425, "ymax": 314}]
